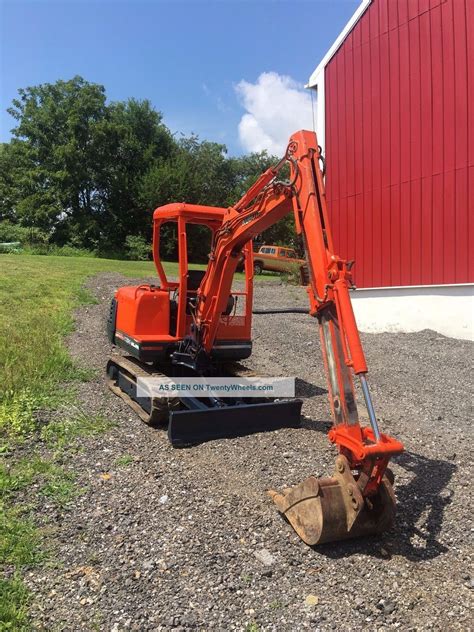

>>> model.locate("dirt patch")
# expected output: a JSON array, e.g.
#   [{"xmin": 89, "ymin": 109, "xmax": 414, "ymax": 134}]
[{"xmin": 26, "ymin": 272, "xmax": 473, "ymax": 630}]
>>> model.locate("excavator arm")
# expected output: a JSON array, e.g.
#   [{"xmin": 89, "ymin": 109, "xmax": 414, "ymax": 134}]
[{"xmin": 190, "ymin": 130, "xmax": 403, "ymax": 544}]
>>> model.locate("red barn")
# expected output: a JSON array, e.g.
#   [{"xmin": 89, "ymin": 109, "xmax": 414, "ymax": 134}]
[{"xmin": 308, "ymin": 0, "xmax": 473, "ymax": 340}]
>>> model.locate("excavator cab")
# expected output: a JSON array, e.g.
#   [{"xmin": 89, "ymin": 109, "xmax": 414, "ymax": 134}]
[{"xmin": 108, "ymin": 204, "xmax": 254, "ymax": 363}]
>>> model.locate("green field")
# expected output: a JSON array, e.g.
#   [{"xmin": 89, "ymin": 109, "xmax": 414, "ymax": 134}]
[{"xmin": 1, "ymin": 254, "xmax": 185, "ymax": 423}]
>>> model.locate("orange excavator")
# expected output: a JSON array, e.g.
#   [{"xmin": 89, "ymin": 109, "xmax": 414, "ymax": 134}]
[{"xmin": 107, "ymin": 130, "xmax": 404, "ymax": 545}]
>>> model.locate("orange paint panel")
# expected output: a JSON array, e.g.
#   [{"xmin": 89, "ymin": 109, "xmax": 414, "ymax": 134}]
[{"xmin": 115, "ymin": 286, "xmax": 170, "ymax": 338}]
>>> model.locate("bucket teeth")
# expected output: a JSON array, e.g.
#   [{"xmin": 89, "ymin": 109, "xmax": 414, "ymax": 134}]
[{"xmin": 269, "ymin": 456, "xmax": 396, "ymax": 546}]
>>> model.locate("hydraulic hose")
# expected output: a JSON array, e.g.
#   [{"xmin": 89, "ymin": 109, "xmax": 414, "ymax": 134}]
[{"xmin": 252, "ymin": 307, "xmax": 308, "ymax": 314}]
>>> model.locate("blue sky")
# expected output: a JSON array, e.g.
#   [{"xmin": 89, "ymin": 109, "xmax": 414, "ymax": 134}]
[{"xmin": 1, "ymin": 0, "xmax": 359, "ymax": 155}]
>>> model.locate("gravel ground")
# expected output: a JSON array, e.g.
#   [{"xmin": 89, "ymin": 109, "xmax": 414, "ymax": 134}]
[{"xmin": 25, "ymin": 273, "xmax": 473, "ymax": 631}]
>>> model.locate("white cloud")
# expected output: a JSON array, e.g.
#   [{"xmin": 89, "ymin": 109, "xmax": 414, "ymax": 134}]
[{"xmin": 235, "ymin": 72, "xmax": 313, "ymax": 155}]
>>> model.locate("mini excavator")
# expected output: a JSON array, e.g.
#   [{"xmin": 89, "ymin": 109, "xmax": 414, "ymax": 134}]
[{"xmin": 107, "ymin": 130, "xmax": 404, "ymax": 545}]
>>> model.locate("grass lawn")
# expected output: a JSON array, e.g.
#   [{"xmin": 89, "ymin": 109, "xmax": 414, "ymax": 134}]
[
  {"xmin": 0, "ymin": 254, "xmax": 188, "ymax": 629},
  {"xmin": 0, "ymin": 253, "xmax": 277, "ymax": 628},
  {"xmin": 0, "ymin": 255, "xmax": 186, "ymax": 419}
]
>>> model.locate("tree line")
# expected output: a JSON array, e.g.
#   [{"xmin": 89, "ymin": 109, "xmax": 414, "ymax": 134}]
[{"xmin": 0, "ymin": 76, "xmax": 298, "ymax": 261}]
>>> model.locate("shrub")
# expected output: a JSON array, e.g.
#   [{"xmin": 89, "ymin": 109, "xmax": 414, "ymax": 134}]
[
  {"xmin": 0, "ymin": 220, "xmax": 48, "ymax": 245},
  {"xmin": 125, "ymin": 235, "xmax": 150, "ymax": 260},
  {"xmin": 0, "ymin": 242, "xmax": 22, "ymax": 254},
  {"xmin": 25, "ymin": 244, "xmax": 96, "ymax": 257}
]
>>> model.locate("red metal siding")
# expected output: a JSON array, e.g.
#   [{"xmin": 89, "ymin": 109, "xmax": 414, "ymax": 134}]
[{"xmin": 324, "ymin": 0, "xmax": 473, "ymax": 287}]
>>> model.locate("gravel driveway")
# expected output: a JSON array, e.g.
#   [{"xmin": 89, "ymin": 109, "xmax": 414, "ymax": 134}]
[{"xmin": 26, "ymin": 273, "xmax": 473, "ymax": 631}]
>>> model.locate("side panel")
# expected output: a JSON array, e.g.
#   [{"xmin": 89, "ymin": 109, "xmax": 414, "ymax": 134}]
[
  {"xmin": 115, "ymin": 286, "xmax": 170, "ymax": 337},
  {"xmin": 324, "ymin": 0, "xmax": 472, "ymax": 287}
]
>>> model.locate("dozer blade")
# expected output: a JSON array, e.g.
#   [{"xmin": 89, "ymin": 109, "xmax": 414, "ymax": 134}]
[
  {"xmin": 169, "ymin": 399, "xmax": 303, "ymax": 447},
  {"xmin": 268, "ymin": 455, "xmax": 396, "ymax": 545}
]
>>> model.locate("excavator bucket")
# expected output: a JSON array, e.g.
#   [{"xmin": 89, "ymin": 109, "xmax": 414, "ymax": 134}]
[{"xmin": 268, "ymin": 455, "xmax": 396, "ymax": 545}]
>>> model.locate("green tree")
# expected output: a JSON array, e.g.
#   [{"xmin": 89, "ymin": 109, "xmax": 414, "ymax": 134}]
[
  {"xmin": 92, "ymin": 98, "xmax": 175, "ymax": 252},
  {"xmin": 139, "ymin": 135, "xmax": 235, "ymax": 261},
  {"xmin": 140, "ymin": 135, "xmax": 233, "ymax": 210},
  {"xmin": 0, "ymin": 76, "xmax": 300, "ymax": 260},
  {"xmin": 6, "ymin": 77, "xmax": 108, "ymax": 236},
  {"xmin": 1, "ymin": 76, "xmax": 175, "ymax": 252}
]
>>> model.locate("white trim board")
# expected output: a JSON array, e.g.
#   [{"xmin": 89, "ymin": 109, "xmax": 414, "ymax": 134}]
[{"xmin": 311, "ymin": 73, "xmax": 326, "ymax": 152}]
